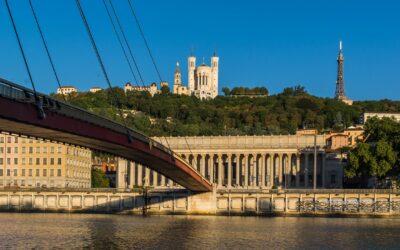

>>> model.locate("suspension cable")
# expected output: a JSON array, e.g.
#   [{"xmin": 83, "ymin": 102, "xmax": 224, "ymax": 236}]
[
  {"xmin": 4, "ymin": 0, "xmax": 45, "ymax": 119},
  {"xmin": 101, "ymin": 0, "xmax": 139, "ymax": 86},
  {"xmin": 75, "ymin": 0, "xmax": 132, "ymax": 142},
  {"xmin": 126, "ymin": 0, "xmax": 163, "ymax": 83},
  {"xmin": 28, "ymin": 0, "xmax": 68, "ymax": 102},
  {"xmin": 125, "ymin": 0, "xmax": 197, "ymax": 168},
  {"xmin": 107, "ymin": 0, "xmax": 145, "ymax": 87}
]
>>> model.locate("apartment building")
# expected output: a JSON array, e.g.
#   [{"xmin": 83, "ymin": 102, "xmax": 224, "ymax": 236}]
[{"xmin": 0, "ymin": 132, "xmax": 92, "ymax": 188}]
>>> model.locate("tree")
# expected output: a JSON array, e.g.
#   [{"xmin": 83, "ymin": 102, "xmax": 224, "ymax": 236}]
[
  {"xmin": 91, "ymin": 169, "xmax": 110, "ymax": 188},
  {"xmin": 222, "ymin": 87, "xmax": 231, "ymax": 96},
  {"xmin": 346, "ymin": 140, "xmax": 396, "ymax": 187},
  {"xmin": 161, "ymin": 85, "xmax": 170, "ymax": 95}
]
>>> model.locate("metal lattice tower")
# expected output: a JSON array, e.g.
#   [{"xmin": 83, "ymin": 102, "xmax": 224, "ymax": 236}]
[{"xmin": 335, "ymin": 41, "xmax": 346, "ymax": 99}]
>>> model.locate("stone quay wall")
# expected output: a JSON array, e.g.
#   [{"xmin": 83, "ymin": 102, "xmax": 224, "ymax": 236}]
[{"xmin": 0, "ymin": 189, "xmax": 400, "ymax": 217}]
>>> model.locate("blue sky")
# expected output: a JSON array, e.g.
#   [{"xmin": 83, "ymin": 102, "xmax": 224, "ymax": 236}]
[{"xmin": 0, "ymin": 0, "xmax": 399, "ymax": 100}]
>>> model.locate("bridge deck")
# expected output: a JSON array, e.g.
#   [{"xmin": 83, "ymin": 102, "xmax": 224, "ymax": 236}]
[{"xmin": 0, "ymin": 78, "xmax": 212, "ymax": 192}]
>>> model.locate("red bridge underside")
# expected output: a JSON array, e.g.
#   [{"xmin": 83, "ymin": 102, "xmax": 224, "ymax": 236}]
[{"xmin": 0, "ymin": 97, "xmax": 212, "ymax": 192}]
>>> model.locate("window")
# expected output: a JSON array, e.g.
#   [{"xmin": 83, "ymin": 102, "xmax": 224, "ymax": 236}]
[
  {"xmin": 43, "ymin": 158, "xmax": 47, "ymax": 165},
  {"xmin": 36, "ymin": 158, "xmax": 40, "ymax": 165},
  {"xmin": 22, "ymin": 169, "xmax": 25, "ymax": 177},
  {"xmin": 29, "ymin": 169, "xmax": 32, "ymax": 177},
  {"xmin": 57, "ymin": 146, "xmax": 62, "ymax": 154},
  {"xmin": 43, "ymin": 147, "xmax": 47, "ymax": 153},
  {"xmin": 50, "ymin": 147, "xmax": 54, "ymax": 153},
  {"xmin": 13, "ymin": 169, "xmax": 17, "ymax": 177},
  {"xmin": 36, "ymin": 169, "xmax": 39, "ymax": 177},
  {"xmin": 57, "ymin": 169, "xmax": 61, "ymax": 177},
  {"xmin": 0, "ymin": 158, "xmax": 3, "ymax": 165},
  {"xmin": 29, "ymin": 147, "xmax": 33, "ymax": 154},
  {"xmin": 0, "ymin": 148, "xmax": 3, "ymax": 154},
  {"xmin": 21, "ymin": 180, "xmax": 25, "ymax": 186},
  {"xmin": 7, "ymin": 147, "xmax": 11, "ymax": 154},
  {"xmin": 7, "ymin": 137, "xmax": 11, "ymax": 143},
  {"xmin": 0, "ymin": 169, "xmax": 2, "ymax": 176},
  {"xmin": 22, "ymin": 158, "xmax": 26, "ymax": 165},
  {"xmin": 14, "ymin": 137, "xmax": 18, "ymax": 143},
  {"xmin": 7, "ymin": 158, "xmax": 11, "ymax": 165},
  {"xmin": 50, "ymin": 158, "xmax": 54, "ymax": 165},
  {"xmin": 0, "ymin": 137, "xmax": 3, "ymax": 143},
  {"xmin": 22, "ymin": 147, "xmax": 26, "ymax": 154},
  {"xmin": 50, "ymin": 169, "xmax": 54, "ymax": 177},
  {"xmin": 7, "ymin": 169, "xmax": 10, "ymax": 176},
  {"xmin": 36, "ymin": 147, "xmax": 40, "ymax": 154},
  {"xmin": 14, "ymin": 147, "xmax": 18, "ymax": 154},
  {"xmin": 57, "ymin": 158, "xmax": 62, "ymax": 165},
  {"xmin": 29, "ymin": 158, "xmax": 33, "ymax": 165},
  {"xmin": 14, "ymin": 158, "xmax": 18, "ymax": 165},
  {"xmin": 43, "ymin": 169, "xmax": 47, "ymax": 177}
]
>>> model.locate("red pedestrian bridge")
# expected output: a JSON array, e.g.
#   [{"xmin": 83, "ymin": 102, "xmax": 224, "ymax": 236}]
[{"xmin": 0, "ymin": 78, "xmax": 212, "ymax": 192}]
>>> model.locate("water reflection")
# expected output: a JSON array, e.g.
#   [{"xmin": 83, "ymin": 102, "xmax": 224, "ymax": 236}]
[{"xmin": 0, "ymin": 214, "xmax": 400, "ymax": 249}]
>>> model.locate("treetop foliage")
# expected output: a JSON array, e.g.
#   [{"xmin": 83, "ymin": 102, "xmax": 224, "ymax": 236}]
[{"xmin": 53, "ymin": 86, "xmax": 400, "ymax": 138}]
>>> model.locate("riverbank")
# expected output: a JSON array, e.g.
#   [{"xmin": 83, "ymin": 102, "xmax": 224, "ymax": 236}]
[{"xmin": 1, "ymin": 188, "xmax": 400, "ymax": 217}]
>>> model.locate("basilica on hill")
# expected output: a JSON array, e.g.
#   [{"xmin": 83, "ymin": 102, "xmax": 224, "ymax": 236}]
[{"xmin": 173, "ymin": 54, "xmax": 219, "ymax": 99}]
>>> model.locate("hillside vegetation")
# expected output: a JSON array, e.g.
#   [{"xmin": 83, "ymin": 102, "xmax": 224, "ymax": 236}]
[{"xmin": 54, "ymin": 86, "xmax": 400, "ymax": 137}]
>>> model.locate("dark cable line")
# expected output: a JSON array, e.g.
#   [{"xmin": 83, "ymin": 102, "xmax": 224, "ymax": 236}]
[
  {"xmin": 4, "ymin": 0, "xmax": 45, "ymax": 119},
  {"xmin": 75, "ymin": 0, "xmax": 132, "ymax": 142},
  {"xmin": 125, "ymin": 0, "xmax": 196, "ymax": 168},
  {"xmin": 107, "ymin": 0, "xmax": 145, "ymax": 87},
  {"xmin": 126, "ymin": 0, "xmax": 163, "ymax": 82},
  {"xmin": 28, "ymin": 0, "xmax": 68, "ymax": 102},
  {"xmin": 101, "ymin": 0, "xmax": 139, "ymax": 86}
]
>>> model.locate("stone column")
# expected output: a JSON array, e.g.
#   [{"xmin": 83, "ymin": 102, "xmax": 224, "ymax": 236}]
[
  {"xmin": 244, "ymin": 154, "xmax": 249, "ymax": 187},
  {"xmin": 236, "ymin": 155, "xmax": 240, "ymax": 187},
  {"xmin": 254, "ymin": 155, "xmax": 259, "ymax": 187},
  {"xmin": 304, "ymin": 153, "xmax": 309, "ymax": 188},
  {"xmin": 287, "ymin": 154, "xmax": 292, "ymax": 188},
  {"xmin": 167, "ymin": 178, "xmax": 173, "ymax": 187},
  {"xmin": 137, "ymin": 164, "xmax": 143, "ymax": 186},
  {"xmin": 116, "ymin": 157, "xmax": 127, "ymax": 189},
  {"xmin": 278, "ymin": 154, "xmax": 283, "ymax": 188},
  {"xmin": 144, "ymin": 167, "xmax": 150, "ymax": 187},
  {"xmin": 200, "ymin": 154, "xmax": 206, "ymax": 177},
  {"xmin": 227, "ymin": 154, "xmax": 232, "ymax": 188},
  {"xmin": 128, "ymin": 161, "xmax": 135, "ymax": 189},
  {"xmin": 269, "ymin": 154, "xmax": 274, "ymax": 188},
  {"xmin": 296, "ymin": 155, "xmax": 301, "ymax": 188},
  {"xmin": 261, "ymin": 154, "xmax": 266, "ymax": 188},
  {"xmin": 161, "ymin": 175, "xmax": 166, "ymax": 187},
  {"xmin": 322, "ymin": 153, "xmax": 326, "ymax": 188},
  {"xmin": 217, "ymin": 154, "xmax": 223, "ymax": 187},
  {"xmin": 153, "ymin": 171, "xmax": 158, "ymax": 187},
  {"xmin": 209, "ymin": 155, "xmax": 214, "ymax": 184}
]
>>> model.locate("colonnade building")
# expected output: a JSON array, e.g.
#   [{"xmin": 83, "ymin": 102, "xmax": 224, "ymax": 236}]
[{"xmin": 117, "ymin": 135, "xmax": 343, "ymax": 190}]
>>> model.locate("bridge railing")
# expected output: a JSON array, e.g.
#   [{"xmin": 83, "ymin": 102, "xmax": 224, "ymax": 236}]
[
  {"xmin": 0, "ymin": 78, "xmax": 174, "ymax": 156},
  {"xmin": 217, "ymin": 188, "xmax": 400, "ymax": 194}
]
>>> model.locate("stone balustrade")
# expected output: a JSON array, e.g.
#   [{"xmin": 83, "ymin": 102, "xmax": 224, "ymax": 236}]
[{"xmin": 0, "ymin": 189, "xmax": 400, "ymax": 216}]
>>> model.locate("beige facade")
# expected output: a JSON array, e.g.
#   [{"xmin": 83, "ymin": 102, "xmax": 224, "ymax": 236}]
[
  {"xmin": 89, "ymin": 87, "xmax": 103, "ymax": 93},
  {"xmin": 118, "ymin": 135, "xmax": 343, "ymax": 190},
  {"xmin": 57, "ymin": 86, "xmax": 77, "ymax": 95},
  {"xmin": 173, "ymin": 62, "xmax": 189, "ymax": 95},
  {"xmin": 0, "ymin": 132, "xmax": 91, "ymax": 188},
  {"xmin": 361, "ymin": 112, "xmax": 400, "ymax": 124},
  {"xmin": 124, "ymin": 82, "xmax": 160, "ymax": 96},
  {"xmin": 188, "ymin": 55, "xmax": 219, "ymax": 99}
]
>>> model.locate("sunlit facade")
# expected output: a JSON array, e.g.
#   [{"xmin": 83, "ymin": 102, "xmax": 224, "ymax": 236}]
[{"xmin": 0, "ymin": 132, "xmax": 92, "ymax": 188}]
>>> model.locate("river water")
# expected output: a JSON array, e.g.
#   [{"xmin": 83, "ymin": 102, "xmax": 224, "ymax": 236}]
[{"xmin": 0, "ymin": 213, "xmax": 399, "ymax": 249}]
